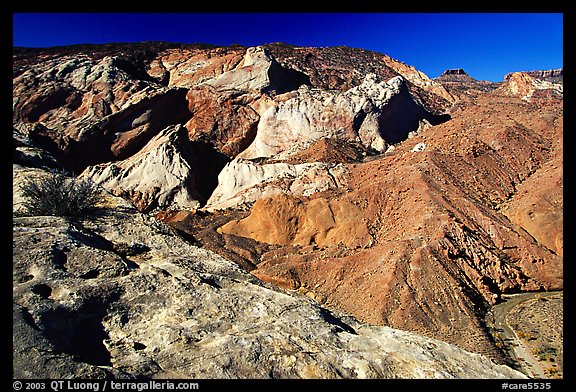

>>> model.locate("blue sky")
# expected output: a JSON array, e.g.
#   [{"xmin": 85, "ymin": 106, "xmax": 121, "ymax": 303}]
[{"xmin": 12, "ymin": 13, "xmax": 563, "ymax": 81}]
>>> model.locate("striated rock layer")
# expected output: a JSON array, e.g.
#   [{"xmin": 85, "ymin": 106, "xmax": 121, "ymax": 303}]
[{"xmin": 12, "ymin": 166, "xmax": 525, "ymax": 379}]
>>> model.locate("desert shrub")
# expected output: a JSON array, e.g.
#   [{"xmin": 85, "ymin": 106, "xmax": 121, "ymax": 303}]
[
  {"xmin": 545, "ymin": 367, "xmax": 559, "ymax": 377},
  {"xmin": 19, "ymin": 170, "xmax": 101, "ymax": 218}
]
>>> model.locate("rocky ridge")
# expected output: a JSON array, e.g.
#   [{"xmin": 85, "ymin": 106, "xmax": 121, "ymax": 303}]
[
  {"xmin": 14, "ymin": 44, "xmax": 452, "ymax": 212},
  {"xmin": 523, "ymin": 68, "xmax": 563, "ymax": 82}
]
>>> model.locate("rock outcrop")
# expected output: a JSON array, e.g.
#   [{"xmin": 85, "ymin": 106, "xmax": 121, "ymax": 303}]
[
  {"xmin": 13, "ymin": 166, "xmax": 525, "ymax": 379},
  {"xmin": 12, "ymin": 43, "xmax": 451, "ymax": 206},
  {"xmin": 81, "ymin": 125, "xmax": 203, "ymax": 212},
  {"xmin": 499, "ymin": 72, "xmax": 563, "ymax": 101},
  {"xmin": 524, "ymin": 68, "xmax": 563, "ymax": 81},
  {"xmin": 383, "ymin": 59, "xmax": 456, "ymax": 104},
  {"xmin": 183, "ymin": 46, "xmax": 309, "ymax": 157},
  {"xmin": 219, "ymin": 193, "xmax": 373, "ymax": 249},
  {"xmin": 205, "ymin": 157, "xmax": 348, "ymax": 211},
  {"xmin": 13, "ymin": 54, "xmax": 192, "ymax": 173},
  {"xmin": 238, "ymin": 74, "xmax": 448, "ymax": 160},
  {"xmin": 439, "ymin": 68, "xmax": 468, "ymax": 77}
]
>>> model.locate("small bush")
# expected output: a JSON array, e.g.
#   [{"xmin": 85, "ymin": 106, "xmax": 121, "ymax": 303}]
[{"xmin": 19, "ymin": 170, "xmax": 101, "ymax": 218}]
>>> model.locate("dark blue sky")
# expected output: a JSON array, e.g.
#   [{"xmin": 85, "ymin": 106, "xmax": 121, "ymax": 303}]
[{"xmin": 12, "ymin": 13, "xmax": 563, "ymax": 81}]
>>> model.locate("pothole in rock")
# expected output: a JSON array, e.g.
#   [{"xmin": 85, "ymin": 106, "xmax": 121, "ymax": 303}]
[
  {"xmin": 40, "ymin": 296, "xmax": 119, "ymax": 366},
  {"xmin": 31, "ymin": 283, "xmax": 52, "ymax": 299}
]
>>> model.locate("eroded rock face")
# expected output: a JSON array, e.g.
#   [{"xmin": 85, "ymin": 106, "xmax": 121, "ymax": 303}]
[
  {"xmin": 382, "ymin": 58, "xmax": 456, "ymax": 104},
  {"xmin": 13, "ymin": 54, "xmax": 192, "ymax": 172},
  {"xmin": 239, "ymin": 74, "xmax": 446, "ymax": 160},
  {"xmin": 499, "ymin": 72, "xmax": 563, "ymax": 101},
  {"xmin": 184, "ymin": 86, "xmax": 261, "ymax": 157},
  {"xmin": 204, "ymin": 157, "xmax": 348, "ymax": 211},
  {"xmin": 521, "ymin": 68, "xmax": 562, "ymax": 82},
  {"xmin": 12, "ymin": 166, "xmax": 525, "ymax": 379},
  {"xmin": 182, "ymin": 46, "xmax": 310, "ymax": 157},
  {"xmin": 219, "ymin": 193, "xmax": 372, "ymax": 248},
  {"xmin": 81, "ymin": 125, "xmax": 203, "ymax": 213}
]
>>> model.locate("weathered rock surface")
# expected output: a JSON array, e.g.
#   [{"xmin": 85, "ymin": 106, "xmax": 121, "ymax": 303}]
[
  {"xmin": 184, "ymin": 86, "xmax": 261, "ymax": 157},
  {"xmin": 183, "ymin": 46, "xmax": 309, "ymax": 157},
  {"xmin": 219, "ymin": 193, "xmax": 372, "ymax": 249},
  {"xmin": 13, "ymin": 42, "xmax": 562, "ymax": 379},
  {"xmin": 12, "ymin": 166, "xmax": 525, "ymax": 379},
  {"xmin": 81, "ymin": 125, "xmax": 203, "ymax": 213},
  {"xmin": 523, "ymin": 68, "xmax": 563, "ymax": 82},
  {"xmin": 204, "ymin": 157, "xmax": 348, "ymax": 211},
  {"xmin": 156, "ymin": 46, "xmax": 246, "ymax": 89},
  {"xmin": 383, "ymin": 58, "xmax": 456, "ymax": 104},
  {"xmin": 13, "ymin": 128, "xmax": 64, "ymax": 171},
  {"xmin": 12, "ymin": 43, "xmax": 451, "ymax": 207}
]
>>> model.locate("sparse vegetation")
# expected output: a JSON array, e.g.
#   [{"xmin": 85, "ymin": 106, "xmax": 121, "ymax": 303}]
[
  {"xmin": 19, "ymin": 170, "xmax": 101, "ymax": 218},
  {"xmin": 532, "ymin": 346, "xmax": 557, "ymax": 363},
  {"xmin": 517, "ymin": 330, "xmax": 538, "ymax": 341},
  {"xmin": 545, "ymin": 367, "xmax": 559, "ymax": 378}
]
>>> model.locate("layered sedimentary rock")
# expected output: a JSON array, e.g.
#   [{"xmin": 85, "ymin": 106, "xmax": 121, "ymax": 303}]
[
  {"xmin": 13, "ymin": 42, "xmax": 562, "ymax": 377},
  {"xmin": 524, "ymin": 68, "xmax": 563, "ymax": 82},
  {"xmin": 13, "ymin": 166, "xmax": 524, "ymax": 379},
  {"xmin": 239, "ymin": 73, "xmax": 447, "ymax": 160},
  {"xmin": 183, "ymin": 46, "xmax": 309, "ymax": 157}
]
